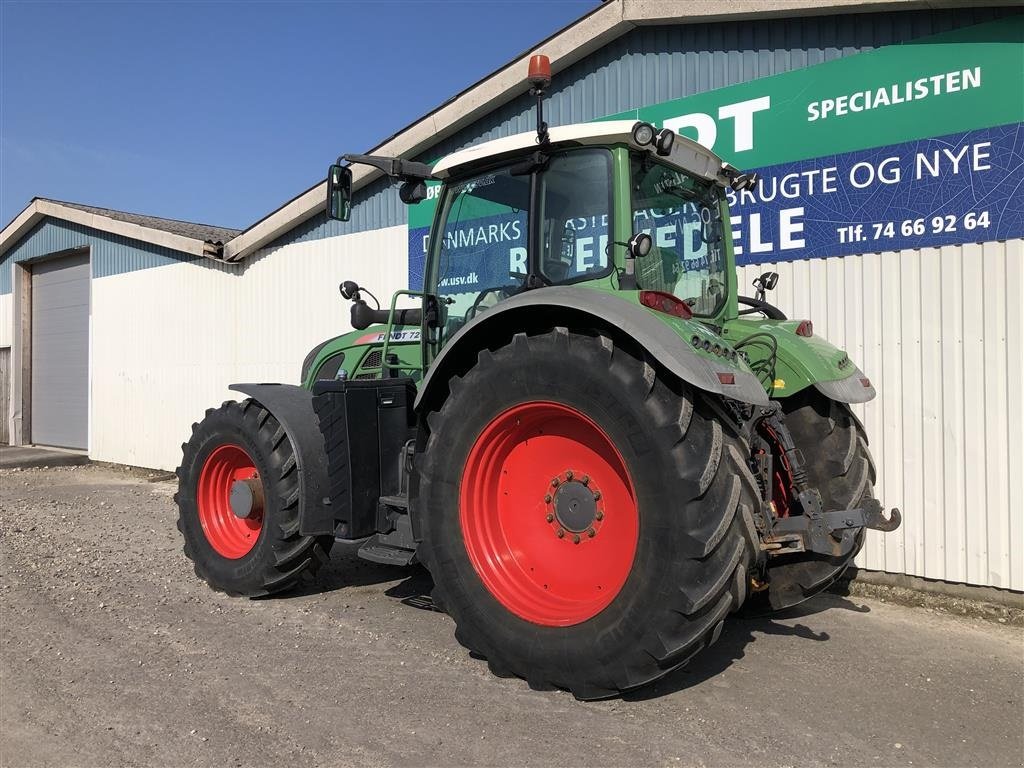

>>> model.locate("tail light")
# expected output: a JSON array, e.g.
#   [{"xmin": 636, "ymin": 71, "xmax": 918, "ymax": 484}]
[
  {"xmin": 639, "ymin": 291, "xmax": 693, "ymax": 320},
  {"xmin": 795, "ymin": 320, "xmax": 813, "ymax": 337}
]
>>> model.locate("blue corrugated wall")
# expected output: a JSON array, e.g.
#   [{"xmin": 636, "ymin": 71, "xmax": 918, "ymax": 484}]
[
  {"xmin": 274, "ymin": 6, "xmax": 1017, "ymax": 247},
  {"xmin": 0, "ymin": 218, "xmax": 204, "ymax": 294},
  {"xmin": 2, "ymin": 5, "xmax": 1016, "ymax": 293}
]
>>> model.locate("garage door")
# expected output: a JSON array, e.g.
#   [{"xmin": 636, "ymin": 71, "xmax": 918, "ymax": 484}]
[{"xmin": 31, "ymin": 252, "xmax": 89, "ymax": 449}]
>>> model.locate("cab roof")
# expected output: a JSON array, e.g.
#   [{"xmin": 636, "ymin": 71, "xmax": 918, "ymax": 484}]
[{"xmin": 431, "ymin": 120, "xmax": 729, "ymax": 186}]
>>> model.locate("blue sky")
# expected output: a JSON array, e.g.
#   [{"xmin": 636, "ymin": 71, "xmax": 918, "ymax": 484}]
[{"xmin": 0, "ymin": 0, "xmax": 597, "ymax": 230}]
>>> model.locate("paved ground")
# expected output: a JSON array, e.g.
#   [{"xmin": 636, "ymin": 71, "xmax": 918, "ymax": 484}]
[
  {"xmin": 0, "ymin": 445, "xmax": 89, "ymax": 470},
  {"xmin": 1, "ymin": 464, "xmax": 1022, "ymax": 768}
]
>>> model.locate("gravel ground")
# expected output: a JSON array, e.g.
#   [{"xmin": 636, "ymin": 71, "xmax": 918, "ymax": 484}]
[{"xmin": 1, "ymin": 464, "xmax": 1022, "ymax": 768}]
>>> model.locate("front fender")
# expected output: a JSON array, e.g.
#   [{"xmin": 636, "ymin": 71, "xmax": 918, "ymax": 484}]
[
  {"xmin": 415, "ymin": 286, "xmax": 769, "ymax": 412},
  {"xmin": 229, "ymin": 383, "xmax": 334, "ymax": 536}
]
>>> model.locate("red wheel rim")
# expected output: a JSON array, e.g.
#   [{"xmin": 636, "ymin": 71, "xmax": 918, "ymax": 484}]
[
  {"xmin": 197, "ymin": 444, "xmax": 263, "ymax": 559},
  {"xmin": 460, "ymin": 401, "xmax": 639, "ymax": 627}
]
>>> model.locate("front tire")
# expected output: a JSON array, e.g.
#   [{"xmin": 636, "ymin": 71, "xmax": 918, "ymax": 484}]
[
  {"xmin": 175, "ymin": 399, "xmax": 333, "ymax": 597},
  {"xmin": 417, "ymin": 329, "xmax": 758, "ymax": 699},
  {"xmin": 761, "ymin": 390, "xmax": 876, "ymax": 610}
]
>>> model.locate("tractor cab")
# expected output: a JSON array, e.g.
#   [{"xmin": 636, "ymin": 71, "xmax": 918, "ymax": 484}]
[
  {"xmin": 316, "ymin": 54, "xmax": 767, "ymax": 396},
  {"xmin": 421, "ymin": 119, "xmax": 742, "ymax": 345}
]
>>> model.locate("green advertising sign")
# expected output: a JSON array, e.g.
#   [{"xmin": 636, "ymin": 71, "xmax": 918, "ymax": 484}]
[
  {"xmin": 408, "ymin": 17, "xmax": 1024, "ymax": 285},
  {"xmin": 604, "ymin": 16, "xmax": 1023, "ymax": 168}
]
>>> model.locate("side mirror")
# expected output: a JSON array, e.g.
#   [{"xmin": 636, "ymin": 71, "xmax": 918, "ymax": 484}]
[
  {"xmin": 327, "ymin": 164, "xmax": 352, "ymax": 222},
  {"xmin": 628, "ymin": 232, "xmax": 653, "ymax": 259},
  {"xmin": 615, "ymin": 232, "xmax": 653, "ymax": 291},
  {"xmin": 753, "ymin": 271, "xmax": 779, "ymax": 302},
  {"xmin": 339, "ymin": 280, "xmax": 360, "ymax": 301}
]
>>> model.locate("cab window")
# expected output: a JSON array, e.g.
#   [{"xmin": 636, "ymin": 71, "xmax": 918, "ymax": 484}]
[
  {"xmin": 538, "ymin": 149, "xmax": 613, "ymax": 284},
  {"xmin": 631, "ymin": 154, "xmax": 727, "ymax": 317},
  {"xmin": 430, "ymin": 165, "xmax": 530, "ymax": 339}
]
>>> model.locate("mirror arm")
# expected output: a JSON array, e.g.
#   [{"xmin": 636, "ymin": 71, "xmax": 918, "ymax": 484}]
[
  {"xmin": 341, "ymin": 153, "xmax": 435, "ymax": 181},
  {"xmin": 619, "ymin": 257, "xmax": 637, "ymax": 290}
]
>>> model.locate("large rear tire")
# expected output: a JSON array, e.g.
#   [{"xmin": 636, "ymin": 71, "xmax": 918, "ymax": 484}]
[
  {"xmin": 417, "ymin": 329, "xmax": 758, "ymax": 699},
  {"xmin": 761, "ymin": 389, "xmax": 876, "ymax": 610},
  {"xmin": 175, "ymin": 399, "xmax": 333, "ymax": 597}
]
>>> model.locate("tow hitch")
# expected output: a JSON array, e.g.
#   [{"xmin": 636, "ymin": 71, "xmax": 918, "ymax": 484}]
[{"xmin": 763, "ymin": 498, "xmax": 902, "ymax": 557}]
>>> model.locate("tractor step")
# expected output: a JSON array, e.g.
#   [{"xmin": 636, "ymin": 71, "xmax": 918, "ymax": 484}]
[{"xmin": 358, "ymin": 537, "xmax": 417, "ymax": 566}]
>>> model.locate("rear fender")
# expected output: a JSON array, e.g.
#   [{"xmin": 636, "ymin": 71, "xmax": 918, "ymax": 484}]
[
  {"xmin": 813, "ymin": 366, "xmax": 876, "ymax": 403},
  {"xmin": 229, "ymin": 383, "xmax": 334, "ymax": 536},
  {"xmin": 772, "ymin": 332, "xmax": 877, "ymax": 403},
  {"xmin": 723, "ymin": 318, "xmax": 877, "ymax": 404},
  {"xmin": 414, "ymin": 286, "xmax": 769, "ymax": 414}
]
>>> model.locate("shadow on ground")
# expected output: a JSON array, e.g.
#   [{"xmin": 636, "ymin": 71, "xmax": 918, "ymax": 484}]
[
  {"xmin": 622, "ymin": 592, "xmax": 872, "ymax": 700},
  {"xmin": 284, "ymin": 544, "xmax": 874, "ymax": 700},
  {"xmin": 287, "ymin": 541, "xmax": 436, "ymax": 599}
]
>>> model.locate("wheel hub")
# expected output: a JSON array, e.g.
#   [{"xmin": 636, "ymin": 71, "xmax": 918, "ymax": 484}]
[
  {"xmin": 229, "ymin": 478, "xmax": 264, "ymax": 519},
  {"xmin": 543, "ymin": 469, "xmax": 605, "ymax": 544},
  {"xmin": 197, "ymin": 444, "xmax": 264, "ymax": 559},
  {"xmin": 553, "ymin": 478, "xmax": 596, "ymax": 532}
]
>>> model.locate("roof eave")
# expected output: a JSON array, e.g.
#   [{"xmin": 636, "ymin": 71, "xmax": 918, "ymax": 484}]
[{"xmin": 0, "ymin": 199, "xmax": 226, "ymax": 261}]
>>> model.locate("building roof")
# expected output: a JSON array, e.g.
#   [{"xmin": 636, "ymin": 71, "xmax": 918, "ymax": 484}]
[
  {"xmin": 0, "ymin": 198, "xmax": 241, "ymax": 261},
  {"xmin": 48, "ymin": 200, "xmax": 240, "ymax": 245},
  {"xmin": 219, "ymin": 0, "xmax": 1006, "ymax": 262}
]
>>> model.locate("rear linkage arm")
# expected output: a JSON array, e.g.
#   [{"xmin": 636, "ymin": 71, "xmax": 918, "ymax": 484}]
[{"xmin": 747, "ymin": 405, "xmax": 901, "ymax": 559}]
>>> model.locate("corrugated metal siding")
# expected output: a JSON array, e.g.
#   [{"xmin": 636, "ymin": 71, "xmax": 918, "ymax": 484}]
[
  {"xmin": 265, "ymin": 176, "xmax": 406, "ymax": 250},
  {"xmin": 89, "ymin": 225, "xmax": 410, "ymax": 470},
  {"xmin": 738, "ymin": 239, "xmax": 1024, "ymax": 592},
  {"xmin": 430, "ymin": 7, "xmax": 1017, "ymax": 157},
  {"xmin": 277, "ymin": 6, "xmax": 1017, "ymax": 247},
  {"xmin": 0, "ymin": 218, "xmax": 200, "ymax": 294}
]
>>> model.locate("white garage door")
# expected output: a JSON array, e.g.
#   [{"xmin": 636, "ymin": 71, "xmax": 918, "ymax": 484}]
[{"xmin": 31, "ymin": 252, "xmax": 90, "ymax": 449}]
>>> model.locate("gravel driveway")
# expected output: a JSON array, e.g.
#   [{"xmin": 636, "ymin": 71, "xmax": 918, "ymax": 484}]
[{"xmin": 1, "ymin": 464, "xmax": 1021, "ymax": 767}]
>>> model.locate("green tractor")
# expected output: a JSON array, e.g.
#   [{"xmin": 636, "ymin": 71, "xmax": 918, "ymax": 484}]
[{"xmin": 175, "ymin": 56, "xmax": 900, "ymax": 699}]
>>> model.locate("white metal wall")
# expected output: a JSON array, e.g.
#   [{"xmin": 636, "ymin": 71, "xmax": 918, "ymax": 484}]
[
  {"xmin": 7, "ymin": 232, "xmax": 1022, "ymax": 591},
  {"xmin": 89, "ymin": 225, "xmax": 410, "ymax": 471},
  {"xmin": 0, "ymin": 293, "xmax": 12, "ymax": 347},
  {"xmin": 739, "ymin": 239, "xmax": 1024, "ymax": 591}
]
